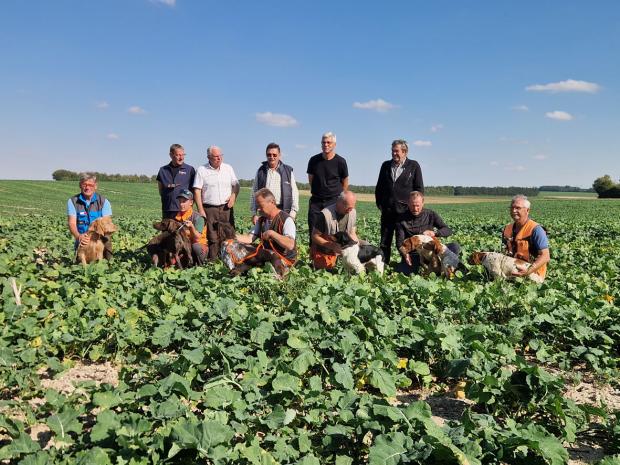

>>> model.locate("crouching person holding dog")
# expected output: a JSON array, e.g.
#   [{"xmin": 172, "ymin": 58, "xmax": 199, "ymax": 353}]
[
  {"xmin": 396, "ymin": 190, "xmax": 460, "ymax": 275},
  {"xmin": 174, "ymin": 189, "xmax": 208, "ymax": 266},
  {"xmin": 310, "ymin": 191, "xmax": 360, "ymax": 270},
  {"xmin": 236, "ymin": 188, "xmax": 298, "ymax": 277},
  {"xmin": 67, "ymin": 173, "xmax": 113, "ymax": 259}
]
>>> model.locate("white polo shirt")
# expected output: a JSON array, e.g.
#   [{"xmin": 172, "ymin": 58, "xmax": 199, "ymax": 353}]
[{"xmin": 193, "ymin": 162, "xmax": 239, "ymax": 206}]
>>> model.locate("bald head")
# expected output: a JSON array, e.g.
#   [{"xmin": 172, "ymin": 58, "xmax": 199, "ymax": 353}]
[{"xmin": 336, "ymin": 191, "xmax": 356, "ymax": 215}]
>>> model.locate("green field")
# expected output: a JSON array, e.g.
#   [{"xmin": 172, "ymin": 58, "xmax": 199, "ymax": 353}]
[{"xmin": 1, "ymin": 180, "xmax": 619, "ymax": 464}]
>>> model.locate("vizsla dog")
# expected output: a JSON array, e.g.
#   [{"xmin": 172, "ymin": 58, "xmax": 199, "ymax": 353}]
[
  {"xmin": 468, "ymin": 251, "xmax": 543, "ymax": 283},
  {"xmin": 146, "ymin": 218, "xmax": 193, "ymax": 269},
  {"xmin": 76, "ymin": 216, "xmax": 117, "ymax": 264}
]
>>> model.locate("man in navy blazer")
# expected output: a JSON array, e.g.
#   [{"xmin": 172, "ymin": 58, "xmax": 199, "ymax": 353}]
[{"xmin": 374, "ymin": 139, "xmax": 424, "ymax": 264}]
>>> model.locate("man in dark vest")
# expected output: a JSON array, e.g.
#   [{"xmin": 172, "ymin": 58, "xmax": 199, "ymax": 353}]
[
  {"xmin": 250, "ymin": 142, "xmax": 299, "ymax": 225},
  {"xmin": 67, "ymin": 173, "xmax": 113, "ymax": 258},
  {"xmin": 375, "ymin": 139, "xmax": 424, "ymax": 264},
  {"xmin": 156, "ymin": 143, "xmax": 196, "ymax": 219}
]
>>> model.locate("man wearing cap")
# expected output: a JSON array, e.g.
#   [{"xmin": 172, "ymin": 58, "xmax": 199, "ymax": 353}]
[
  {"xmin": 156, "ymin": 144, "xmax": 196, "ymax": 219},
  {"xmin": 193, "ymin": 146, "xmax": 240, "ymax": 260},
  {"xmin": 375, "ymin": 139, "xmax": 424, "ymax": 264},
  {"xmin": 250, "ymin": 142, "xmax": 299, "ymax": 225},
  {"xmin": 67, "ymin": 173, "xmax": 113, "ymax": 258},
  {"xmin": 174, "ymin": 189, "xmax": 208, "ymax": 266}
]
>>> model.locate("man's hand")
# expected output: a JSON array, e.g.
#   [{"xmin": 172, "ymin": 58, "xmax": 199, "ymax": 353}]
[
  {"xmin": 261, "ymin": 230, "xmax": 274, "ymax": 241},
  {"xmin": 252, "ymin": 215, "xmax": 259, "ymax": 225},
  {"xmin": 79, "ymin": 233, "xmax": 90, "ymax": 246},
  {"xmin": 290, "ymin": 211, "xmax": 297, "ymax": 220},
  {"xmin": 404, "ymin": 254, "xmax": 412, "ymax": 267},
  {"xmin": 227, "ymin": 193, "xmax": 236, "ymax": 208},
  {"xmin": 422, "ymin": 230, "xmax": 436, "ymax": 237}
]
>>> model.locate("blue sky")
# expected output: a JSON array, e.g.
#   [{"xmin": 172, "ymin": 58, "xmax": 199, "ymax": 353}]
[{"xmin": 1, "ymin": 1, "xmax": 618, "ymax": 187}]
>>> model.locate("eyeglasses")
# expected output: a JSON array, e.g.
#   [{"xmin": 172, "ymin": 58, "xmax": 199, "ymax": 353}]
[
  {"xmin": 266, "ymin": 153, "xmax": 279, "ymax": 158},
  {"xmin": 81, "ymin": 183, "xmax": 96, "ymax": 188}
]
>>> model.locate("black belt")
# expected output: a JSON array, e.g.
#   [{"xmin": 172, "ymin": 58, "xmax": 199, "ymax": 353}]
[{"xmin": 203, "ymin": 203, "xmax": 226, "ymax": 208}]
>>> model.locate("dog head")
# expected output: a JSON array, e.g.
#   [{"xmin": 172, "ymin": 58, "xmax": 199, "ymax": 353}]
[
  {"xmin": 153, "ymin": 218, "xmax": 182, "ymax": 233},
  {"xmin": 332, "ymin": 231, "xmax": 357, "ymax": 248},
  {"xmin": 215, "ymin": 222, "xmax": 237, "ymax": 241},
  {"xmin": 468, "ymin": 251, "xmax": 486, "ymax": 265},
  {"xmin": 89, "ymin": 216, "xmax": 117, "ymax": 235}
]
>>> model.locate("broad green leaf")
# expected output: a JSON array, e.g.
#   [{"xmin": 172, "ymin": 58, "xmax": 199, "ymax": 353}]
[
  {"xmin": 333, "ymin": 363, "xmax": 354, "ymax": 390},
  {"xmin": 90, "ymin": 410, "xmax": 120, "ymax": 442},
  {"xmin": 272, "ymin": 372, "xmax": 300, "ymax": 393}
]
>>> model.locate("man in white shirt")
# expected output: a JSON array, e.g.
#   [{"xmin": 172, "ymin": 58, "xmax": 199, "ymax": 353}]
[
  {"xmin": 193, "ymin": 146, "xmax": 240, "ymax": 260},
  {"xmin": 250, "ymin": 142, "xmax": 299, "ymax": 224}
]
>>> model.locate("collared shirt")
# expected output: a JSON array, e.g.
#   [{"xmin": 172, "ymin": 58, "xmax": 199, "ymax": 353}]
[
  {"xmin": 193, "ymin": 162, "xmax": 239, "ymax": 205},
  {"xmin": 250, "ymin": 167, "xmax": 299, "ymax": 215},
  {"xmin": 391, "ymin": 159, "xmax": 406, "ymax": 182}
]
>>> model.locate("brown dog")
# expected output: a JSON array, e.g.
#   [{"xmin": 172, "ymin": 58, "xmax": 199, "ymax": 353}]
[
  {"xmin": 146, "ymin": 218, "xmax": 193, "ymax": 269},
  {"xmin": 76, "ymin": 216, "xmax": 117, "ymax": 264},
  {"xmin": 399, "ymin": 234, "xmax": 442, "ymax": 275}
]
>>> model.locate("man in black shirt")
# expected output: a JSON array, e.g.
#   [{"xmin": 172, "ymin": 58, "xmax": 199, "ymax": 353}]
[
  {"xmin": 395, "ymin": 191, "xmax": 460, "ymax": 275},
  {"xmin": 156, "ymin": 144, "xmax": 196, "ymax": 219},
  {"xmin": 375, "ymin": 139, "xmax": 423, "ymax": 264},
  {"xmin": 306, "ymin": 132, "xmax": 349, "ymax": 244}
]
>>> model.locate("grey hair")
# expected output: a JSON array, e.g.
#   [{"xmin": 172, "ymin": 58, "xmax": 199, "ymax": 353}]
[
  {"xmin": 79, "ymin": 172, "xmax": 97, "ymax": 184},
  {"xmin": 337, "ymin": 190, "xmax": 355, "ymax": 204},
  {"xmin": 322, "ymin": 132, "xmax": 336, "ymax": 143},
  {"xmin": 255, "ymin": 188, "xmax": 276, "ymax": 204},
  {"xmin": 409, "ymin": 190, "xmax": 424, "ymax": 200},
  {"xmin": 206, "ymin": 146, "xmax": 221, "ymax": 157},
  {"xmin": 169, "ymin": 143, "xmax": 184, "ymax": 155},
  {"xmin": 392, "ymin": 139, "xmax": 409, "ymax": 154},
  {"xmin": 511, "ymin": 194, "xmax": 531, "ymax": 209}
]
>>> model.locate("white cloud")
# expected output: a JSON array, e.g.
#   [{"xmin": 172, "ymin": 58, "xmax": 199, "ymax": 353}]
[
  {"xmin": 490, "ymin": 161, "xmax": 500, "ymax": 166},
  {"xmin": 128, "ymin": 106, "xmax": 147, "ymax": 115},
  {"xmin": 505, "ymin": 164, "xmax": 527, "ymax": 172},
  {"xmin": 106, "ymin": 133, "xmax": 120, "ymax": 140},
  {"xmin": 430, "ymin": 123, "xmax": 444, "ymax": 133},
  {"xmin": 294, "ymin": 144, "xmax": 308, "ymax": 149},
  {"xmin": 532, "ymin": 153, "xmax": 548, "ymax": 160},
  {"xmin": 512, "ymin": 104, "xmax": 529, "ymax": 112},
  {"xmin": 150, "ymin": 0, "xmax": 176, "ymax": 6},
  {"xmin": 526, "ymin": 79, "xmax": 600, "ymax": 93},
  {"xmin": 96, "ymin": 101, "xmax": 109, "ymax": 109},
  {"xmin": 413, "ymin": 140, "xmax": 432, "ymax": 147},
  {"xmin": 352, "ymin": 98, "xmax": 397, "ymax": 112},
  {"xmin": 255, "ymin": 112, "xmax": 299, "ymax": 127},
  {"xmin": 545, "ymin": 110, "xmax": 573, "ymax": 121}
]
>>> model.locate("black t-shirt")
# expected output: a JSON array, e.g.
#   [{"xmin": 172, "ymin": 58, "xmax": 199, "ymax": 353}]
[
  {"xmin": 395, "ymin": 209, "xmax": 453, "ymax": 249},
  {"xmin": 306, "ymin": 153, "xmax": 348, "ymax": 200}
]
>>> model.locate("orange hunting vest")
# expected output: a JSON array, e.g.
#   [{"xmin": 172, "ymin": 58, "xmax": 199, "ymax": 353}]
[
  {"xmin": 175, "ymin": 209, "xmax": 208, "ymax": 247},
  {"xmin": 503, "ymin": 219, "xmax": 546, "ymax": 279}
]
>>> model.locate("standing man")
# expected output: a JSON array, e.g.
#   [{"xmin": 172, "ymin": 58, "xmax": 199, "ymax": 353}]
[
  {"xmin": 310, "ymin": 191, "xmax": 359, "ymax": 270},
  {"xmin": 67, "ymin": 173, "xmax": 113, "ymax": 258},
  {"xmin": 395, "ymin": 191, "xmax": 458, "ymax": 275},
  {"xmin": 156, "ymin": 144, "xmax": 196, "ymax": 219},
  {"xmin": 306, "ymin": 132, "xmax": 349, "ymax": 244},
  {"xmin": 250, "ymin": 142, "xmax": 299, "ymax": 224},
  {"xmin": 375, "ymin": 139, "xmax": 424, "ymax": 264},
  {"xmin": 502, "ymin": 194, "xmax": 550, "ymax": 281},
  {"xmin": 193, "ymin": 146, "xmax": 240, "ymax": 260}
]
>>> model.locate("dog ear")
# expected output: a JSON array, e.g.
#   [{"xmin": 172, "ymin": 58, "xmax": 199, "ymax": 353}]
[
  {"xmin": 432, "ymin": 237, "xmax": 443, "ymax": 255},
  {"xmin": 153, "ymin": 221, "xmax": 164, "ymax": 231}
]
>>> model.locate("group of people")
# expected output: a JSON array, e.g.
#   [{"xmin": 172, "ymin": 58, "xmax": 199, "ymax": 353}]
[{"xmin": 66, "ymin": 132, "xmax": 550, "ymax": 281}]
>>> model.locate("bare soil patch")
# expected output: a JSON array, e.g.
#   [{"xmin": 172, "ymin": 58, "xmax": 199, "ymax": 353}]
[{"xmin": 39, "ymin": 361, "xmax": 119, "ymax": 394}]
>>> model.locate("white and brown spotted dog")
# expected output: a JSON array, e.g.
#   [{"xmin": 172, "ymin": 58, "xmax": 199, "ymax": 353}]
[
  {"xmin": 76, "ymin": 216, "xmax": 117, "ymax": 265},
  {"xmin": 468, "ymin": 251, "xmax": 543, "ymax": 283},
  {"xmin": 331, "ymin": 231, "xmax": 384, "ymax": 275},
  {"xmin": 399, "ymin": 235, "xmax": 462, "ymax": 278}
]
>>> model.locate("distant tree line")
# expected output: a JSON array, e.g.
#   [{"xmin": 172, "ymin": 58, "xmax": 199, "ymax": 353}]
[
  {"xmin": 52, "ymin": 169, "xmax": 156, "ymax": 183},
  {"xmin": 592, "ymin": 175, "xmax": 620, "ymax": 198},
  {"xmin": 539, "ymin": 185, "xmax": 594, "ymax": 193},
  {"xmin": 53, "ymin": 170, "xmax": 538, "ymax": 197}
]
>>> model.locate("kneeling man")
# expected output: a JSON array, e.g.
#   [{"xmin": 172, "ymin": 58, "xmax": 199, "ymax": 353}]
[
  {"xmin": 396, "ymin": 191, "xmax": 460, "ymax": 275},
  {"xmin": 310, "ymin": 191, "xmax": 360, "ymax": 270},
  {"xmin": 174, "ymin": 189, "xmax": 208, "ymax": 266},
  {"xmin": 502, "ymin": 194, "xmax": 550, "ymax": 281},
  {"xmin": 237, "ymin": 188, "xmax": 298, "ymax": 277}
]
